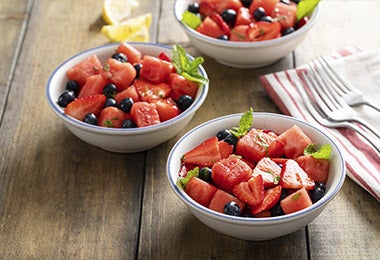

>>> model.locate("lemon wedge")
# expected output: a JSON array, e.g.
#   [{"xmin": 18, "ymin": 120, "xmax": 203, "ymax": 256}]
[
  {"xmin": 101, "ymin": 13, "xmax": 152, "ymax": 42},
  {"xmin": 123, "ymin": 24, "xmax": 150, "ymax": 42},
  {"xmin": 102, "ymin": 0, "xmax": 140, "ymax": 25}
]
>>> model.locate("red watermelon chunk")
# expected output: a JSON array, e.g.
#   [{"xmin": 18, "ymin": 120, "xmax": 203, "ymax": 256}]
[
  {"xmin": 185, "ymin": 177, "xmax": 218, "ymax": 207},
  {"xmin": 152, "ymin": 98, "xmax": 180, "ymax": 122},
  {"xmin": 280, "ymin": 188, "xmax": 313, "ymax": 214},
  {"xmin": 276, "ymin": 125, "xmax": 312, "ymax": 159},
  {"xmin": 130, "ymin": 101, "xmax": 161, "ymax": 127},
  {"xmin": 66, "ymin": 54, "xmax": 102, "ymax": 86},
  {"xmin": 140, "ymin": 55, "xmax": 174, "ymax": 84},
  {"xmin": 116, "ymin": 42, "xmax": 142, "ymax": 65},
  {"xmin": 236, "ymin": 128, "xmax": 277, "ymax": 163},
  {"xmin": 77, "ymin": 74, "xmax": 109, "ymax": 98},
  {"xmin": 297, "ymin": 155, "xmax": 330, "ymax": 184},
  {"xmin": 208, "ymin": 189, "xmax": 245, "ymax": 214},
  {"xmin": 168, "ymin": 73, "xmax": 199, "ymax": 101},
  {"xmin": 114, "ymin": 85, "xmax": 140, "ymax": 103},
  {"xmin": 102, "ymin": 58, "xmax": 136, "ymax": 91},
  {"xmin": 134, "ymin": 79, "xmax": 172, "ymax": 102},
  {"xmin": 211, "ymin": 156, "xmax": 252, "ymax": 193}
]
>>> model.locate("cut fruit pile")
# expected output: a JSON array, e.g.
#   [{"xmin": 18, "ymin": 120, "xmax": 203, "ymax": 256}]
[{"xmin": 101, "ymin": 0, "xmax": 151, "ymax": 42}]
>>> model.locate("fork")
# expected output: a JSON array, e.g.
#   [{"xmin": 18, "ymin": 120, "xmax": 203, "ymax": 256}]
[
  {"xmin": 304, "ymin": 63, "xmax": 380, "ymax": 139},
  {"xmin": 317, "ymin": 56, "xmax": 380, "ymax": 112},
  {"xmin": 293, "ymin": 78, "xmax": 380, "ymax": 153}
]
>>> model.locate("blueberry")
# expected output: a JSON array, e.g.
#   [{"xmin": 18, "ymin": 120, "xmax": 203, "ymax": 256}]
[
  {"xmin": 224, "ymin": 134, "xmax": 238, "ymax": 146},
  {"xmin": 291, "ymin": 0, "xmax": 300, "ymax": 4},
  {"xmin": 241, "ymin": 0, "xmax": 253, "ymax": 8},
  {"xmin": 57, "ymin": 91, "xmax": 75, "ymax": 107},
  {"xmin": 121, "ymin": 119, "xmax": 136, "ymax": 128},
  {"xmin": 111, "ymin": 52, "xmax": 128, "ymax": 63},
  {"xmin": 271, "ymin": 203, "xmax": 285, "ymax": 216},
  {"xmin": 282, "ymin": 27, "xmax": 295, "ymax": 36},
  {"xmin": 280, "ymin": 0, "xmax": 290, "ymax": 4},
  {"xmin": 83, "ymin": 113, "xmax": 98, "ymax": 125},
  {"xmin": 221, "ymin": 9, "xmax": 237, "ymax": 26},
  {"xmin": 309, "ymin": 185, "xmax": 326, "ymax": 203},
  {"xmin": 315, "ymin": 182, "xmax": 326, "ymax": 192},
  {"xmin": 260, "ymin": 16, "xmax": 273, "ymax": 23},
  {"xmin": 199, "ymin": 167, "xmax": 212, "ymax": 182},
  {"xmin": 65, "ymin": 80, "xmax": 80, "ymax": 96},
  {"xmin": 119, "ymin": 97, "xmax": 134, "ymax": 113},
  {"xmin": 187, "ymin": 2, "xmax": 199, "ymax": 13},
  {"xmin": 103, "ymin": 83, "xmax": 117, "ymax": 98},
  {"xmin": 217, "ymin": 35, "xmax": 229, "ymax": 41},
  {"xmin": 134, "ymin": 63, "xmax": 142, "ymax": 79},
  {"xmin": 216, "ymin": 129, "xmax": 231, "ymax": 141},
  {"xmin": 177, "ymin": 95, "xmax": 193, "ymax": 111},
  {"xmin": 224, "ymin": 201, "xmax": 241, "ymax": 216},
  {"xmin": 105, "ymin": 98, "xmax": 117, "ymax": 108},
  {"xmin": 253, "ymin": 7, "xmax": 266, "ymax": 21}
]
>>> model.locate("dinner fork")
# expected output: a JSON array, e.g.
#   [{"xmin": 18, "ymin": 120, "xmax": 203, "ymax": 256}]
[
  {"xmin": 303, "ymin": 63, "xmax": 380, "ymax": 139},
  {"xmin": 293, "ymin": 78, "xmax": 380, "ymax": 153},
  {"xmin": 317, "ymin": 56, "xmax": 380, "ymax": 112}
]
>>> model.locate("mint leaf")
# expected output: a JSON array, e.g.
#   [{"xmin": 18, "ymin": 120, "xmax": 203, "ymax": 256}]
[
  {"xmin": 304, "ymin": 144, "xmax": 331, "ymax": 160},
  {"xmin": 177, "ymin": 167, "xmax": 199, "ymax": 189},
  {"xmin": 297, "ymin": 0, "xmax": 320, "ymax": 21},
  {"xmin": 230, "ymin": 108, "xmax": 254, "ymax": 138},
  {"xmin": 171, "ymin": 45, "xmax": 209, "ymax": 86},
  {"xmin": 181, "ymin": 10, "xmax": 201, "ymax": 29}
]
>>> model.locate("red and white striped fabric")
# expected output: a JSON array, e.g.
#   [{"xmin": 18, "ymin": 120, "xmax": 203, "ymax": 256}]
[{"xmin": 260, "ymin": 47, "xmax": 380, "ymax": 202}]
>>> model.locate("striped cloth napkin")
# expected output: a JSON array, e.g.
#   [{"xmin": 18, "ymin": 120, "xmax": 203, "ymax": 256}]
[{"xmin": 260, "ymin": 46, "xmax": 380, "ymax": 202}]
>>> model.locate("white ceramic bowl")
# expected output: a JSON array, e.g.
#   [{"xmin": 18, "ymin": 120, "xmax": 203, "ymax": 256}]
[
  {"xmin": 46, "ymin": 43, "xmax": 209, "ymax": 153},
  {"xmin": 167, "ymin": 113, "xmax": 345, "ymax": 241},
  {"xmin": 174, "ymin": 0, "xmax": 319, "ymax": 68}
]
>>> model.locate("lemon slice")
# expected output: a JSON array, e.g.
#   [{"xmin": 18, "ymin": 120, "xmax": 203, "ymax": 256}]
[
  {"xmin": 101, "ymin": 13, "xmax": 152, "ymax": 42},
  {"xmin": 102, "ymin": 0, "xmax": 140, "ymax": 25}
]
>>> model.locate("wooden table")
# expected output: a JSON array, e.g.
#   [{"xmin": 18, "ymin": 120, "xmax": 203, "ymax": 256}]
[{"xmin": 1, "ymin": 0, "xmax": 379, "ymax": 259}]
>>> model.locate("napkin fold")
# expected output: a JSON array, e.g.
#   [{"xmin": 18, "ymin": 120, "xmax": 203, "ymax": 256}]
[{"xmin": 260, "ymin": 46, "xmax": 380, "ymax": 202}]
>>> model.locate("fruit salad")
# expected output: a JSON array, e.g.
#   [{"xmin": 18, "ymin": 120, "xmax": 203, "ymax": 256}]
[
  {"xmin": 177, "ymin": 109, "xmax": 331, "ymax": 218},
  {"xmin": 181, "ymin": 0, "xmax": 319, "ymax": 42},
  {"xmin": 57, "ymin": 44, "xmax": 208, "ymax": 128}
]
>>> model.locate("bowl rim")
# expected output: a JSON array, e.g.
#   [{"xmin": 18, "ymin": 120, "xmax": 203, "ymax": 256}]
[
  {"xmin": 173, "ymin": 1, "xmax": 320, "ymax": 49},
  {"xmin": 46, "ymin": 42, "xmax": 209, "ymax": 135},
  {"xmin": 167, "ymin": 112, "xmax": 346, "ymax": 225}
]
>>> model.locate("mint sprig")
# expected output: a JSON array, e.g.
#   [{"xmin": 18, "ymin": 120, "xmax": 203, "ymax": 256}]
[
  {"xmin": 171, "ymin": 45, "xmax": 209, "ymax": 86},
  {"xmin": 297, "ymin": 0, "xmax": 320, "ymax": 21},
  {"xmin": 230, "ymin": 108, "xmax": 254, "ymax": 138},
  {"xmin": 304, "ymin": 144, "xmax": 331, "ymax": 160},
  {"xmin": 177, "ymin": 167, "xmax": 199, "ymax": 189}
]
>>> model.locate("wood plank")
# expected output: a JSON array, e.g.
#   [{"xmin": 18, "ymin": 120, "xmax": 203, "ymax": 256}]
[
  {"xmin": 0, "ymin": 0, "xmax": 31, "ymax": 119},
  {"xmin": 0, "ymin": 0, "xmax": 160, "ymax": 258}
]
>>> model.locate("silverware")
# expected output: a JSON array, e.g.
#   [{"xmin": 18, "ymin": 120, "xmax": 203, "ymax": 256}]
[
  {"xmin": 317, "ymin": 56, "xmax": 380, "ymax": 112},
  {"xmin": 303, "ymin": 62, "xmax": 380, "ymax": 139},
  {"xmin": 293, "ymin": 77, "xmax": 380, "ymax": 153}
]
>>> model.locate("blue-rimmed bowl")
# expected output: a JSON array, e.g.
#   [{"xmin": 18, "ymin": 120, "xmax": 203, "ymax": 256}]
[
  {"xmin": 167, "ymin": 113, "xmax": 345, "ymax": 240},
  {"xmin": 46, "ymin": 43, "xmax": 209, "ymax": 153},
  {"xmin": 174, "ymin": 0, "xmax": 319, "ymax": 68}
]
